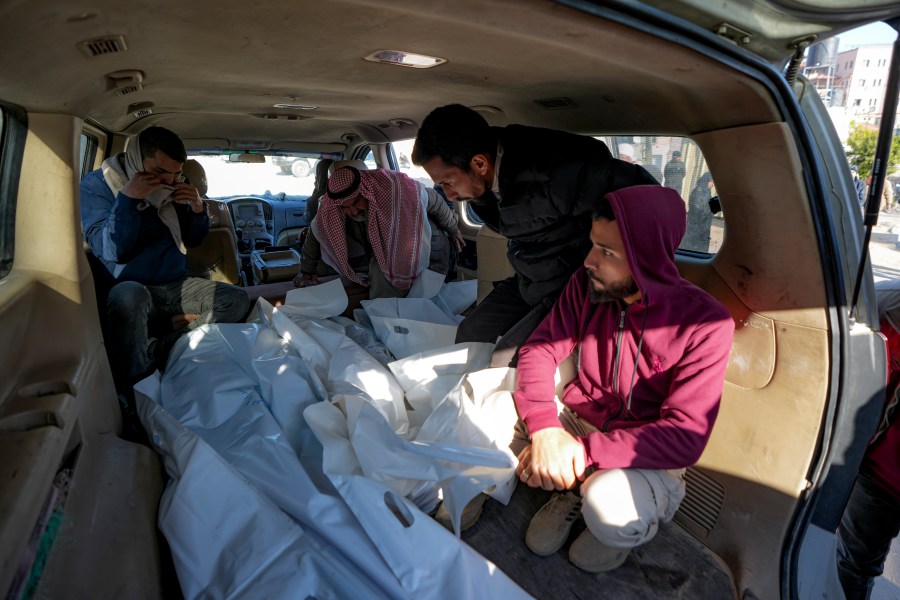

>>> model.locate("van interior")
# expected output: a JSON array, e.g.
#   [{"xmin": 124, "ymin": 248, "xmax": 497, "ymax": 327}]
[{"xmin": 0, "ymin": 1, "xmax": 891, "ymax": 598}]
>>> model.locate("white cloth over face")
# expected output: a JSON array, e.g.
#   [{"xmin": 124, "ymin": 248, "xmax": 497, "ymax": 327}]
[{"xmin": 101, "ymin": 134, "xmax": 186, "ymax": 253}]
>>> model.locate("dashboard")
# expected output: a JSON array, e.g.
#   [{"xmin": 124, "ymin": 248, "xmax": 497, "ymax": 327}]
[{"xmin": 222, "ymin": 196, "xmax": 310, "ymax": 255}]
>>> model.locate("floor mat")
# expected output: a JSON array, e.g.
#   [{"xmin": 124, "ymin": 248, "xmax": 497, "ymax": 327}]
[{"xmin": 463, "ymin": 482, "xmax": 737, "ymax": 599}]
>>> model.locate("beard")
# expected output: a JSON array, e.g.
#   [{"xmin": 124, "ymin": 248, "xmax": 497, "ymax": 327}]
[
  {"xmin": 466, "ymin": 186, "xmax": 498, "ymax": 205},
  {"xmin": 587, "ymin": 270, "xmax": 639, "ymax": 304},
  {"xmin": 347, "ymin": 210, "xmax": 368, "ymax": 222}
]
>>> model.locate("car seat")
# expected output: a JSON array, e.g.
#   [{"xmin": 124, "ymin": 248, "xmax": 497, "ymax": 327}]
[
  {"xmin": 328, "ymin": 158, "xmax": 369, "ymax": 176},
  {"xmin": 183, "ymin": 159, "xmax": 245, "ymax": 285}
]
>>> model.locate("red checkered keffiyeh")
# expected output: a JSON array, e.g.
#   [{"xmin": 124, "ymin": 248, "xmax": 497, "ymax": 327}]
[{"xmin": 316, "ymin": 167, "xmax": 426, "ymax": 291}]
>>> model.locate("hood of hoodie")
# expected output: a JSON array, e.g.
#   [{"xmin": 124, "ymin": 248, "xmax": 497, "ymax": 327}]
[{"xmin": 606, "ymin": 185, "xmax": 686, "ymax": 308}]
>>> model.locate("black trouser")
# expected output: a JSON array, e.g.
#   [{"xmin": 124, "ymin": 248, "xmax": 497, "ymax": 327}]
[
  {"xmin": 107, "ymin": 277, "xmax": 250, "ymax": 382},
  {"xmin": 455, "ymin": 275, "xmax": 557, "ymax": 367},
  {"xmin": 836, "ymin": 471, "xmax": 900, "ymax": 599}
]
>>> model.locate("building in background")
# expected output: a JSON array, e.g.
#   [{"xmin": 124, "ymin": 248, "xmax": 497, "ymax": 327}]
[
  {"xmin": 833, "ymin": 44, "xmax": 894, "ymax": 128},
  {"xmin": 802, "ymin": 38, "xmax": 898, "ymax": 141},
  {"xmin": 805, "ymin": 37, "xmax": 840, "ymax": 105}
]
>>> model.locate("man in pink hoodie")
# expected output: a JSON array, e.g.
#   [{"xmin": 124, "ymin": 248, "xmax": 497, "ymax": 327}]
[{"xmin": 512, "ymin": 185, "xmax": 734, "ymax": 573}]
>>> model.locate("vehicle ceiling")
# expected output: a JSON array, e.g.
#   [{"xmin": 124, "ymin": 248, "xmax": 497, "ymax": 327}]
[
  {"xmin": 640, "ymin": 0, "xmax": 900, "ymax": 63},
  {"xmin": 0, "ymin": 0, "xmax": 889, "ymax": 150}
]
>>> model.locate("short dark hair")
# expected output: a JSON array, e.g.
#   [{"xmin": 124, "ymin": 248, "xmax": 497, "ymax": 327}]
[
  {"xmin": 139, "ymin": 126, "xmax": 187, "ymax": 163},
  {"xmin": 411, "ymin": 104, "xmax": 496, "ymax": 171},
  {"xmin": 592, "ymin": 197, "xmax": 616, "ymax": 221}
]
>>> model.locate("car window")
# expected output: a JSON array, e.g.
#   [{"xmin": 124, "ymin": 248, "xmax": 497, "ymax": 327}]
[
  {"xmin": 359, "ymin": 147, "xmax": 378, "ymax": 170},
  {"xmin": 392, "ymin": 138, "xmax": 441, "ymax": 188},
  {"xmin": 0, "ymin": 106, "xmax": 25, "ymax": 280},
  {"xmin": 0, "ymin": 109, "xmax": 7, "ymax": 279},
  {"xmin": 392, "ymin": 136, "xmax": 485, "ymax": 227},
  {"xmin": 597, "ymin": 135, "xmax": 720, "ymax": 255},
  {"xmin": 186, "ymin": 151, "xmax": 339, "ymax": 199},
  {"xmin": 78, "ymin": 131, "xmax": 98, "ymax": 181},
  {"xmin": 391, "ymin": 134, "xmax": 720, "ymax": 253}
]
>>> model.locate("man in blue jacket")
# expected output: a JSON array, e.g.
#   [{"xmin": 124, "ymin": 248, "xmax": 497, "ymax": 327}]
[{"xmin": 81, "ymin": 126, "xmax": 249, "ymax": 424}]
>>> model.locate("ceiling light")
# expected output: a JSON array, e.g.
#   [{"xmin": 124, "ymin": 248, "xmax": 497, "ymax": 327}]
[{"xmin": 364, "ymin": 50, "xmax": 446, "ymax": 69}]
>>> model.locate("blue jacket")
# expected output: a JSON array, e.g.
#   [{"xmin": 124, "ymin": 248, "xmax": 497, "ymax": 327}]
[{"xmin": 81, "ymin": 168, "xmax": 209, "ymax": 284}]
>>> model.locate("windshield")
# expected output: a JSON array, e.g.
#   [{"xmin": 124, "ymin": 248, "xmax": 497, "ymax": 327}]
[{"xmin": 187, "ymin": 151, "xmax": 341, "ymax": 199}]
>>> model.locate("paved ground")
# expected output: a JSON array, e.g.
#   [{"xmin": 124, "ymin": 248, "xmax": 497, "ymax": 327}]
[
  {"xmin": 860, "ymin": 209, "xmax": 900, "ymax": 600},
  {"xmin": 869, "ymin": 209, "xmax": 900, "ymax": 283}
]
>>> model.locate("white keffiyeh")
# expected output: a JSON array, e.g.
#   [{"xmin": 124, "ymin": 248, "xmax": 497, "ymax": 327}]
[{"xmin": 101, "ymin": 135, "xmax": 186, "ymax": 254}]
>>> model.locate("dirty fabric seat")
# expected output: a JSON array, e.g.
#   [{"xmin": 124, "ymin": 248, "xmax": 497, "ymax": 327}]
[
  {"xmin": 182, "ymin": 159, "xmax": 244, "ymax": 286},
  {"xmin": 186, "ymin": 199, "xmax": 244, "ymax": 285}
]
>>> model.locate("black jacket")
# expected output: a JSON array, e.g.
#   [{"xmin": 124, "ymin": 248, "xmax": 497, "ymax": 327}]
[{"xmin": 470, "ymin": 125, "xmax": 658, "ymax": 305}]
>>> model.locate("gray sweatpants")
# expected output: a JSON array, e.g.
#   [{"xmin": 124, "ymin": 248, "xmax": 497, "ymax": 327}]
[{"xmin": 509, "ymin": 399, "xmax": 686, "ymax": 550}]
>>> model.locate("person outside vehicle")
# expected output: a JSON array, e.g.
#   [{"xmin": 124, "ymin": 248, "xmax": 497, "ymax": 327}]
[
  {"xmin": 852, "ymin": 168, "xmax": 867, "ymax": 208},
  {"xmin": 683, "ymin": 172, "xmax": 714, "ymax": 252},
  {"xmin": 663, "ymin": 150, "xmax": 685, "ymax": 193},
  {"xmin": 412, "ymin": 104, "xmax": 659, "ymax": 366},
  {"xmin": 81, "ymin": 126, "xmax": 250, "ymax": 429},
  {"xmin": 836, "ymin": 279, "xmax": 900, "ymax": 599},
  {"xmin": 510, "ymin": 185, "xmax": 734, "ymax": 573},
  {"xmin": 293, "ymin": 166, "xmax": 463, "ymax": 298},
  {"xmin": 867, "ymin": 174, "xmax": 896, "ymax": 212}
]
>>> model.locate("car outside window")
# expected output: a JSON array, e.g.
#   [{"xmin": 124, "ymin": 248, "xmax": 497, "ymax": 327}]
[{"xmin": 186, "ymin": 151, "xmax": 338, "ymax": 199}]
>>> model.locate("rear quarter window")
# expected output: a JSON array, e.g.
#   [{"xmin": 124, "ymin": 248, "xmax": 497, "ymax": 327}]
[
  {"xmin": 78, "ymin": 132, "xmax": 99, "ymax": 180},
  {"xmin": 597, "ymin": 135, "xmax": 721, "ymax": 255},
  {"xmin": 0, "ymin": 104, "xmax": 27, "ymax": 280}
]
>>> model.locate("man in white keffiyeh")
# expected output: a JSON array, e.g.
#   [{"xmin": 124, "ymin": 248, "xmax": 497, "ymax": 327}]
[{"xmin": 81, "ymin": 126, "xmax": 249, "ymax": 437}]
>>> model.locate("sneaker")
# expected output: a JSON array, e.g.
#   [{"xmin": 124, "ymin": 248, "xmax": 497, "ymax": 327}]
[
  {"xmin": 525, "ymin": 491, "xmax": 582, "ymax": 556},
  {"xmin": 434, "ymin": 493, "xmax": 488, "ymax": 532},
  {"xmin": 568, "ymin": 529, "xmax": 630, "ymax": 573}
]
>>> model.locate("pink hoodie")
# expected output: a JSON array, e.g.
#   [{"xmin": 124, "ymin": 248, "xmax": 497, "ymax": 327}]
[{"xmin": 514, "ymin": 185, "xmax": 735, "ymax": 470}]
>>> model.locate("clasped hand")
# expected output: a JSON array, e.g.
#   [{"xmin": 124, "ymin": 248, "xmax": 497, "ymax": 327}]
[{"xmin": 516, "ymin": 427, "xmax": 587, "ymax": 491}]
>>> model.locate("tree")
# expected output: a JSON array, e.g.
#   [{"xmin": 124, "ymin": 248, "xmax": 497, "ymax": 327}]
[{"xmin": 845, "ymin": 122, "xmax": 900, "ymax": 180}]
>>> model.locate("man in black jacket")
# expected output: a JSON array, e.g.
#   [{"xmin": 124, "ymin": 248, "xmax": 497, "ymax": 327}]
[{"xmin": 412, "ymin": 104, "xmax": 658, "ymax": 366}]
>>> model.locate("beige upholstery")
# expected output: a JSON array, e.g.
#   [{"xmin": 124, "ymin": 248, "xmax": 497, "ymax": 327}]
[
  {"xmin": 475, "ymin": 225, "xmax": 515, "ymax": 303},
  {"xmin": 182, "ymin": 159, "xmax": 208, "ymax": 196},
  {"xmin": 186, "ymin": 200, "xmax": 243, "ymax": 285},
  {"xmin": 328, "ymin": 159, "xmax": 368, "ymax": 175}
]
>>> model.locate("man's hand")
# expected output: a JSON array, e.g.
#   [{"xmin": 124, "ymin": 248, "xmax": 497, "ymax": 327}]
[
  {"xmin": 516, "ymin": 427, "xmax": 587, "ymax": 491},
  {"xmin": 293, "ymin": 272, "xmax": 319, "ymax": 288},
  {"xmin": 450, "ymin": 230, "xmax": 465, "ymax": 252},
  {"xmin": 171, "ymin": 182, "xmax": 204, "ymax": 213},
  {"xmin": 121, "ymin": 172, "xmax": 166, "ymax": 200}
]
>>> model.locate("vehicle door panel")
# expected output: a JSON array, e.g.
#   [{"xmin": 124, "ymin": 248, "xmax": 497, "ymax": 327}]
[{"xmin": 0, "ymin": 112, "xmax": 165, "ymax": 598}]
